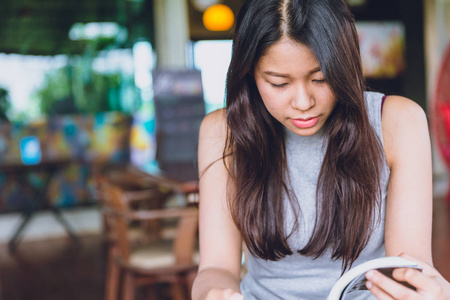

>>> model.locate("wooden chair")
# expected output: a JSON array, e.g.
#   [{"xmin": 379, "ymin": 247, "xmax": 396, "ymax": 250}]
[
  {"xmin": 96, "ymin": 167, "xmax": 175, "ymax": 246},
  {"xmin": 98, "ymin": 176, "xmax": 173, "ymax": 300},
  {"xmin": 100, "ymin": 177, "xmax": 199, "ymax": 300}
]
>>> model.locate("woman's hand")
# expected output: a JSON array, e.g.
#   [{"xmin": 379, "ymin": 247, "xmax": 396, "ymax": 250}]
[
  {"xmin": 205, "ymin": 288, "xmax": 243, "ymax": 300},
  {"xmin": 365, "ymin": 254, "xmax": 450, "ymax": 299}
]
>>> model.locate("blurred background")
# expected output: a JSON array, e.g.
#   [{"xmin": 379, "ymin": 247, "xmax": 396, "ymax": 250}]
[{"xmin": 0, "ymin": 0, "xmax": 448, "ymax": 299}]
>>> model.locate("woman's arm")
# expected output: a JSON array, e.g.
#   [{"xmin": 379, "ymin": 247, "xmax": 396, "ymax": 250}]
[
  {"xmin": 192, "ymin": 109, "xmax": 244, "ymax": 300},
  {"xmin": 368, "ymin": 95, "xmax": 441, "ymax": 299},
  {"xmin": 382, "ymin": 95, "xmax": 433, "ymax": 263}
]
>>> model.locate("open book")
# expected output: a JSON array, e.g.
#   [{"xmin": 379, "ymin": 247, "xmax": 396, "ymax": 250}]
[{"xmin": 327, "ymin": 256, "xmax": 422, "ymax": 300}]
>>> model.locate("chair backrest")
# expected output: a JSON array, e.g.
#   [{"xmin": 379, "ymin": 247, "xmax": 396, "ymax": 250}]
[
  {"xmin": 100, "ymin": 179, "xmax": 133, "ymax": 260},
  {"xmin": 100, "ymin": 177, "xmax": 199, "ymax": 267}
]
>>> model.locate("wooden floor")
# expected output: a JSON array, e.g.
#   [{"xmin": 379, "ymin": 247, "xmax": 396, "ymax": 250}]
[
  {"xmin": 0, "ymin": 234, "xmax": 106, "ymax": 300},
  {"xmin": 0, "ymin": 197, "xmax": 449, "ymax": 300}
]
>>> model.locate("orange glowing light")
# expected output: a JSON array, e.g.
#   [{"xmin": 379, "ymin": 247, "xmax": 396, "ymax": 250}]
[{"xmin": 202, "ymin": 4, "xmax": 234, "ymax": 31}]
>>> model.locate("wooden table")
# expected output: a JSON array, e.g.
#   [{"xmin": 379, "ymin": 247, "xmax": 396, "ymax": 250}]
[{"xmin": 0, "ymin": 159, "xmax": 80, "ymax": 252}]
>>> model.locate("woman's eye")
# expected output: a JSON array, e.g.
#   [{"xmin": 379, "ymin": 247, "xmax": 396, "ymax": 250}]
[
  {"xmin": 270, "ymin": 83, "xmax": 288, "ymax": 88},
  {"xmin": 312, "ymin": 79, "xmax": 326, "ymax": 83}
]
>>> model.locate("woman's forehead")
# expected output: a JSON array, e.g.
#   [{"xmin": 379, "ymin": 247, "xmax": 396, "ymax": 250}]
[{"xmin": 256, "ymin": 38, "xmax": 320, "ymax": 73}]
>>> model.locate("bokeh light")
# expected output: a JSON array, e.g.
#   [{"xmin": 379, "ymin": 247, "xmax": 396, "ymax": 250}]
[{"xmin": 202, "ymin": 4, "xmax": 234, "ymax": 31}]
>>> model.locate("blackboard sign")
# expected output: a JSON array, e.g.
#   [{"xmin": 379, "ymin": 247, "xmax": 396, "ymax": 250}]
[{"xmin": 152, "ymin": 69, "xmax": 206, "ymax": 182}]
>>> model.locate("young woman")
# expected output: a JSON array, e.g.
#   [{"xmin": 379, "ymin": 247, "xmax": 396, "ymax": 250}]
[{"xmin": 192, "ymin": 0, "xmax": 448, "ymax": 299}]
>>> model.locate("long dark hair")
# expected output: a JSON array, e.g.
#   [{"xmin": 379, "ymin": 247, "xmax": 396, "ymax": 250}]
[{"xmin": 225, "ymin": 0, "xmax": 384, "ymax": 271}]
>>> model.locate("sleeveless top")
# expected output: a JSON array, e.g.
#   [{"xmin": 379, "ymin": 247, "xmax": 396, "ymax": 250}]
[{"xmin": 240, "ymin": 92, "xmax": 390, "ymax": 299}]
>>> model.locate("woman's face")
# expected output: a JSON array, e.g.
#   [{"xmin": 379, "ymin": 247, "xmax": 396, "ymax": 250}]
[{"xmin": 254, "ymin": 37, "xmax": 337, "ymax": 136}]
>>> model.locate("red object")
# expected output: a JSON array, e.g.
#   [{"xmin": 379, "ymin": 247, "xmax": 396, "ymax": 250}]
[{"xmin": 433, "ymin": 42, "xmax": 450, "ymax": 204}]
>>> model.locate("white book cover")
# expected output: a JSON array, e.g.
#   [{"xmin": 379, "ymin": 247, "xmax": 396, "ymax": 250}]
[{"xmin": 327, "ymin": 256, "xmax": 422, "ymax": 300}]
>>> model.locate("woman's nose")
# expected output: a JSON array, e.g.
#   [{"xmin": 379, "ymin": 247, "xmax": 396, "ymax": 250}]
[{"xmin": 290, "ymin": 84, "xmax": 315, "ymax": 111}]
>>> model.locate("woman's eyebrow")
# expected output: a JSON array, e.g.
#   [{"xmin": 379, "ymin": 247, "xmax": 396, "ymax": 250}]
[
  {"xmin": 263, "ymin": 71, "xmax": 290, "ymax": 78},
  {"xmin": 263, "ymin": 67, "xmax": 322, "ymax": 78},
  {"xmin": 309, "ymin": 67, "xmax": 321, "ymax": 74}
]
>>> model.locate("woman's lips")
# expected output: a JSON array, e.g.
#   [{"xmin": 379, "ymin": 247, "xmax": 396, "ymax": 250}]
[{"xmin": 291, "ymin": 117, "xmax": 319, "ymax": 129}]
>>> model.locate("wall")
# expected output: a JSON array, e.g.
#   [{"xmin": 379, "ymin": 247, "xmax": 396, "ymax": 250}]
[{"xmin": 425, "ymin": 0, "xmax": 450, "ymax": 178}]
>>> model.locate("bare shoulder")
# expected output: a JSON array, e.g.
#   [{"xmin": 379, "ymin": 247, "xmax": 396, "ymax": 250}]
[
  {"xmin": 199, "ymin": 108, "xmax": 227, "ymax": 139},
  {"xmin": 382, "ymin": 95, "xmax": 428, "ymax": 127},
  {"xmin": 198, "ymin": 108, "xmax": 229, "ymax": 172},
  {"xmin": 381, "ymin": 95, "xmax": 430, "ymax": 167}
]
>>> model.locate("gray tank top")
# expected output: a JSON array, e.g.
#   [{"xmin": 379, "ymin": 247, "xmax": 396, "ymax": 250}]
[{"xmin": 240, "ymin": 92, "xmax": 390, "ymax": 299}]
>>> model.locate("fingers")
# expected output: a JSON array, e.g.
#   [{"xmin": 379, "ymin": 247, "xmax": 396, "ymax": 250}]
[
  {"xmin": 207, "ymin": 288, "xmax": 243, "ymax": 300},
  {"xmin": 222, "ymin": 289, "xmax": 233, "ymax": 298},
  {"xmin": 391, "ymin": 255, "xmax": 450, "ymax": 300},
  {"xmin": 230, "ymin": 292, "xmax": 244, "ymax": 300},
  {"xmin": 366, "ymin": 278, "xmax": 395, "ymax": 300},
  {"xmin": 366, "ymin": 270, "xmax": 421, "ymax": 300},
  {"xmin": 398, "ymin": 253, "xmax": 438, "ymax": 276},
  {"xmin": 222, "ymin": 289, "xmax": 243, "ymax": 300},
  {"xmin": 392, "ymin": 267, "xmax": 440, "ymax": 294}
]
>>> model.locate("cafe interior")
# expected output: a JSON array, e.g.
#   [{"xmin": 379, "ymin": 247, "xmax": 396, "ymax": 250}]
[{"xmin": 0, "ymin": 0, "xmax": 448, "ymax": 299}]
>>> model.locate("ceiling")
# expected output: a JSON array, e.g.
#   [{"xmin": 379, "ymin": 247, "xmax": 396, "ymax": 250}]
[
  {"xmin": 0, "ymin": 0, "xmax": 154, "ymax": 56},
  {"xmin": 0, "ymin": 0, "xmax": 409, "ymax": 56}
]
